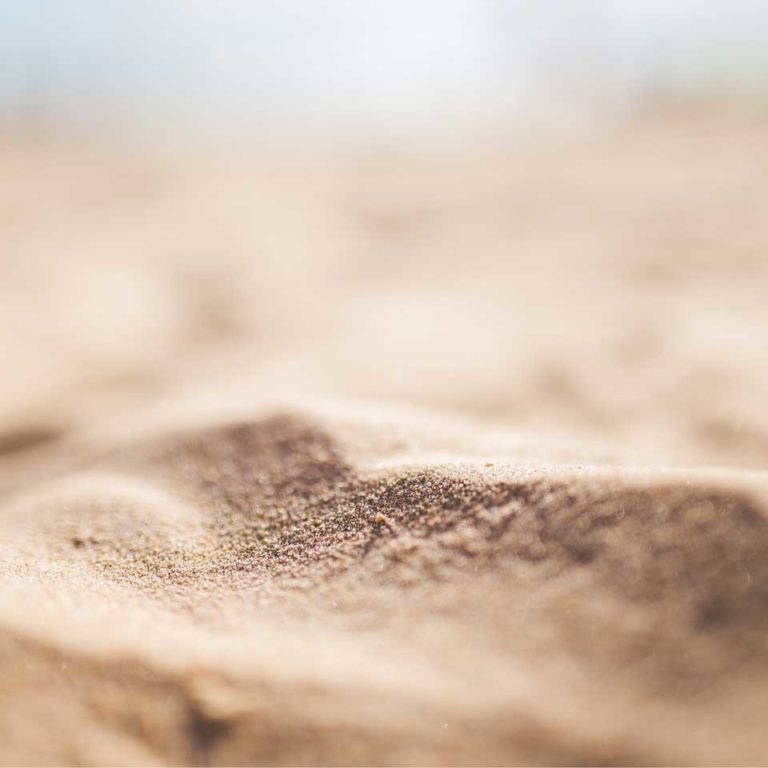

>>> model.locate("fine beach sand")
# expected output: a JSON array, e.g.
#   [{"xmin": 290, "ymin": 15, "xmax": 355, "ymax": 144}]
[{"xmin": 1, "ymin": 106, "xmax": 768, "ymax": 764}]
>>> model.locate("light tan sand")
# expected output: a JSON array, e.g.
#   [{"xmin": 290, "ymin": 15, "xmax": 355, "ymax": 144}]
[{"xmin": 1, "ymin": 107, "xmax": 768, "ymax": 764}]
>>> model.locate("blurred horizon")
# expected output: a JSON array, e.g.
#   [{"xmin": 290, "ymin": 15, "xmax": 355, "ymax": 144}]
[
  {"xmin": 2, "ymin": 0, "xmax": 768, "ymax": 143},
  {"xmin": 1, "ymin": 1, "xmax": 768, "ymax": 472}
]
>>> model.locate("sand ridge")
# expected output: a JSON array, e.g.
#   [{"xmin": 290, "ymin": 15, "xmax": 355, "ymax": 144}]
[{"xmin": 1, "ymin": 404, "xmax": 768, "ymax": 764}]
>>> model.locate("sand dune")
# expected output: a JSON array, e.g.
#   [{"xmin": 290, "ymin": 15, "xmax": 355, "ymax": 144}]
[{"xmin": 0, "ymin": 402, "xmax": 767, "ymax": 764}]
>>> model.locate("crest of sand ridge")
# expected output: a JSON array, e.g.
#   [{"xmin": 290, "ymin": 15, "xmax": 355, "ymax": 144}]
[{"xmin": 63, "ymin": 410, "xmax": 768, "ymax": 667}]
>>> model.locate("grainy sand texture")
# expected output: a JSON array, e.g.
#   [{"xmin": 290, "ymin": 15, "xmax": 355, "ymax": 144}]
[{"xmin": 1, "ymin": 108, "xmax": 768, "ymax": 765}]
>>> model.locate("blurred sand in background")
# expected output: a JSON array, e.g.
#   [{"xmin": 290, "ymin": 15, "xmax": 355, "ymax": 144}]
[{"xmin": 1, "ymin": 104, "xmax": 767, "ymax": 469}]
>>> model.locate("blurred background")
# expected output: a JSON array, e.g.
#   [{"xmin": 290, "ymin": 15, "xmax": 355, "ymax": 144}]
[
  {"xmin": 1, "ymin": 0, "xmax": 767, "ymax": 468},
  {"xmin": 2, "ymin": 1, "xmax": 768, "ymax": 139}
]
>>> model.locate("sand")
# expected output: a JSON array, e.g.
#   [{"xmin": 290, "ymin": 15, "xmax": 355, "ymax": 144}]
[{"xmin": 1, "ymin": 106, "xmax": 768, "ymax": 765}]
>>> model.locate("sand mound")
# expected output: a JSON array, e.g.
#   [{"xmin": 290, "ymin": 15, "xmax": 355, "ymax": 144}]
[{"xmin": 1, "ymin": 404, "xmax": 768, "ymax": 765}]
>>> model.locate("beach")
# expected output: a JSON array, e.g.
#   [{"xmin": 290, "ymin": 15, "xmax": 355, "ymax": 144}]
[{"xmin": 1, "ymin": 107, "xmax": 768, "ymax": 764}]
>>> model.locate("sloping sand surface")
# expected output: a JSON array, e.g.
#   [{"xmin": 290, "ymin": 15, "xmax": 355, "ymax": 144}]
[
  {"xmin": 3, "ymin": 403, "xmax": 768, "ymax": 765},
  {"xmin": 1, "ymin": 109, "xmax": 768, "ymax": 764}
]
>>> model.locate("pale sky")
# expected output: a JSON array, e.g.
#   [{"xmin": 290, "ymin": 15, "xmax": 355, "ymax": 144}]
[{"xmin": 0, "ymin": 0, "xmax": 766, "ymax": 137}]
